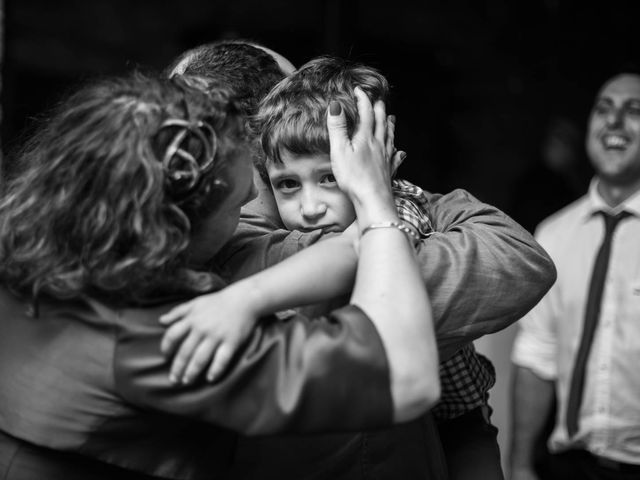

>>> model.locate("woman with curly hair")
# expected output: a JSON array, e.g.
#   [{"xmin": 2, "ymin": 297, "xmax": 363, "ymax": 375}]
[{"xmin": 0, "ymin": 73, "xmax": 440, "ymax": 479}]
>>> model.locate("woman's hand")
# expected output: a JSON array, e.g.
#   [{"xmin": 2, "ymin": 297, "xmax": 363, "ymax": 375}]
[
  {"xmin": 159, "ymin": 285, "xmax": 259, "ymax": 384},
  {"xmin": 326, "ymin": 88, "xmax": 396, "ymax": 217}
]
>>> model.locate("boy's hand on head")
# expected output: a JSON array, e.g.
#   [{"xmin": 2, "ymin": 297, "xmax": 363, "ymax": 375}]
[{"xmin": 159, "ymin": 287, "xmax": 259, "ymax": 385}]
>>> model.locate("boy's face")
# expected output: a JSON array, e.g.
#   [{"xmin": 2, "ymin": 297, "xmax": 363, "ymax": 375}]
[{"xmin": 267, "ymin": 150, "xmax": 356, "ymax": 232}]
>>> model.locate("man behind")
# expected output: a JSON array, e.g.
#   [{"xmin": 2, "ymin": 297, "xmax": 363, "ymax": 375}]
[
  {"xmin": 510, "ymin": 71, "xmax": 640, "ymax": 480},
  {"xmin": 167, "ymin": 40, "xmax": 556, "ymax": 479}
]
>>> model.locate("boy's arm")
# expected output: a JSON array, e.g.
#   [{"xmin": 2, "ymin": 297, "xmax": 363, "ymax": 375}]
[
  {"xmin": 161, "ymin": 224, "xmax": 359, "ymax": 384},
  {"xmin": 220, "ymin": 223, "xmax": 358, "ymax": 315}
]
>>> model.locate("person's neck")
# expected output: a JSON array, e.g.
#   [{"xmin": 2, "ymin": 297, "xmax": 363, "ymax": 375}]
[{"xmin": 597, "ymin": 177, "xmax": 640, "ymax": 207}]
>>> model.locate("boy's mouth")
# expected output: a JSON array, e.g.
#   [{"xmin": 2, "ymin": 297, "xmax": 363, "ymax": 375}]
[
  {"xmin": 319, "ymin": 225, "xmax": 342, "ymax": 234},
  {"xmin": 297, "ymin": 224, "xmax": 340, "ymax": 234}
]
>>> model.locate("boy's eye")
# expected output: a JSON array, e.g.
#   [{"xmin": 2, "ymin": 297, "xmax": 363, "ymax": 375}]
[
  {"xmin": 320, "ymin": 173, "xmax": 337, "ymax": 185},
  {"xmin": 275, "ymin": 179, "xmax": 300, "ymax": 192}
]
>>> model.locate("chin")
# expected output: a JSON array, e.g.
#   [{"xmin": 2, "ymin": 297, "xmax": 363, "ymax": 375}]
[{"xmin": 597, "ymin": 167, "xmax": 640, "ymax": 187}]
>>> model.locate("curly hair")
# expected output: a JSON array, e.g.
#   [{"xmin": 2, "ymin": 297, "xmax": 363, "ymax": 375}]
[
  {"xmin": 0, "ymin": 73, "xmax": 247, "ymax": 305},
  {"xmin": 256, "ymin": 56, "xmax": 389, "ymax": 165}
]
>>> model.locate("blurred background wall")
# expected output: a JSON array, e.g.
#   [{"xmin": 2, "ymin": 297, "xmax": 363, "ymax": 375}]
[{"xmin": 2, "ymin": 0, "xmax": 640, "ymax": 471}]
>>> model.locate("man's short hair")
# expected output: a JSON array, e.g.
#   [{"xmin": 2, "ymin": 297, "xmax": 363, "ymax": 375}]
[{"xmin": 167, "ymin": 40, "xmax": 287, "ymax": 118}]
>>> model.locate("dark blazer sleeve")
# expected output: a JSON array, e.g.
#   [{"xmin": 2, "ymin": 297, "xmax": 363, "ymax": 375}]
[
  {"xmin": 418, "ymin": 189, "xmax": 556, "ymax": 359},
  {"xmin": 113, "ymin": 304, "xmax": 393, "ymax": 436}
]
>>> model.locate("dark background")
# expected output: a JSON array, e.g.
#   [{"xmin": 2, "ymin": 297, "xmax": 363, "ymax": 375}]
[{"xmin": 4, "ymin": 0, "xmax": 640, "ymax": 231}]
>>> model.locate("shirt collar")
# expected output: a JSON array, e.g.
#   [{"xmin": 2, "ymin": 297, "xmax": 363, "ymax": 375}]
[{"xmin": 584, "ymin": 177, "xmax": 640, "ymax": 219}]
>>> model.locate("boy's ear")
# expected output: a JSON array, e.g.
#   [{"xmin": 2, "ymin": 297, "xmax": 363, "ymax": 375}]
[{"xmin": 254, "ymin": 160, "xmax": 271, "ymax": 186}]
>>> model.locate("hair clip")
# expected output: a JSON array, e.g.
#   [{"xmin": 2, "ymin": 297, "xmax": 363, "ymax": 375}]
[{"xmin": 158, "ymin": 118, "xmax": 219, "ymax": 200}]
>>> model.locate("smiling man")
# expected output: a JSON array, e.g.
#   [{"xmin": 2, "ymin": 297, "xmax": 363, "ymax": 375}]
[{"xmin": 510, "ymin": 72, "xmax": 640, "ymax": 480}]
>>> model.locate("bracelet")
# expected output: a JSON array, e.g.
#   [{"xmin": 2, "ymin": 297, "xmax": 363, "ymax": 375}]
[{"xmin": 361, "ymin": 221, "xmax": 420, "ymax": 244}]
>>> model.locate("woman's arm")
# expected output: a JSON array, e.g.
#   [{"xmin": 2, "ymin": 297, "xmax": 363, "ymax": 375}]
[{"xmin": 327, "ymin": 90, "xmax": 439, "ymax": 421}]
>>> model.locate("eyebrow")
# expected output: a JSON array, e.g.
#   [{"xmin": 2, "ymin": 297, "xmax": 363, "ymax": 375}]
[
  {"xmin": 267, "ymin": 161, "xmax": 333, "ymax": 181},
  {"xmin": 267, "ymin": 171, "xmax": 292, "ymax": 183},
  {"xmin": 597, "ymin": 96, "xmax": 640, "ymax": 104},
  {"xmin": 314, "ymin": 165, "xmax": 334, "ymax": 174}
]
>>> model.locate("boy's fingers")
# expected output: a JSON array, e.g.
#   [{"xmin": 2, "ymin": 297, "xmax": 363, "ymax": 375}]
[
  {"xmin": 391, "ymin": 150, "xmax": 407, "ymax": 176},
  {"xmin": 373, "ymin": 100, "xmax": 387, "ymax": 144},
  {"xmin": 207, "ymin": 343, "xmax": 234, "ymax": 382},
  {"xmin": 182, "ymin": 338, "xmax": 216, "ymax": 384},
  {"xmin": 353, "ymin": 87, "xmax": 374, "ymax": 140},
  {"xmin": 160, "ymin": 320, "xmax": 191, "ymax": 355},
  {"xmin": 326, "ymin": 100, "xmax": 348, "ymax": 153},
  {"xmin": 386, "ymin": 116, "xmax": 396, "ymax": 159},
  {"xmin": 159, "ymin": 303, "xmax": 192, "ymax": 325},
  {"xmin": 169, "ymin": 331, "xmax": 202, "ymax": 384}
]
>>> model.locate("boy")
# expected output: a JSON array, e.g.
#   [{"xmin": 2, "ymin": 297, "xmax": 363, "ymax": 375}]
[
  {"xmin": 257, "ymin": 57, "xmax": 501, "ymax": 479},
  {"xmin": 163, "ymin": 57, "xmax": 503, "ymax": 479}
]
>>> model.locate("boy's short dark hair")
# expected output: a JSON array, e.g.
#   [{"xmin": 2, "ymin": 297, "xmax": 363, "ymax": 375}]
[{"xmin": 256, "ymin": 56, "xmax": 389, "ymax": 164}]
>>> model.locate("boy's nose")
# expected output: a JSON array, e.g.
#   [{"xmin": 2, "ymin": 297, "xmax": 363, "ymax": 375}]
[{"xmin": 301, "ymin": 197, "xmax": 327, "ymax": 221}]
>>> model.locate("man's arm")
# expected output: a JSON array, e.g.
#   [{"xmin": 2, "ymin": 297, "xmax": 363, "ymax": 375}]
[
  {"xmin": 509, "ymin": 366, "xmax": 554, "ymax": 480},
  {"xmin": 222, "ymin": 187, "xmax": 556, "ymax": 360},
  {"xmin": 418, "ymin": 189, "xmax": 556, "ymax": 359}
]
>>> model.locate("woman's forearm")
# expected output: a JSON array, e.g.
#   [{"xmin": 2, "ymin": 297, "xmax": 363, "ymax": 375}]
[{"xmin": 351, "ymin": 196, "xmax": 440, "ymax": 422}]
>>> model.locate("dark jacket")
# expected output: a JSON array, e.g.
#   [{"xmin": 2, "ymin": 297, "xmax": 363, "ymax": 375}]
[{"xmin": 0, "ymin": 290, "xmax": 424, "ymax": 479}]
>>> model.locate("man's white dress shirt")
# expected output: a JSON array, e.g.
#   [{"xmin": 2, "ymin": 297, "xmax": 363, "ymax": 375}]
[{"xmin": 512, "ymin": 179, "xmax": 640, "ymax": 464}]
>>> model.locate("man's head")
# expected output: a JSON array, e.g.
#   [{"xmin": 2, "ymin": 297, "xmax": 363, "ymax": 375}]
[
  {"xmin": 255, "ymin": 56, "xmax": 389, "ymax": 232},
  {"xmin": 167, "ymin": 40, "xmax": 294, "ymax": 119},
  {"xmin": 586, "ymin": 73, "xmax": 640, "ymax": 192},
  {"xmin": 167, "ymin": 40, "xmax": 296, "ymax": 222}
]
